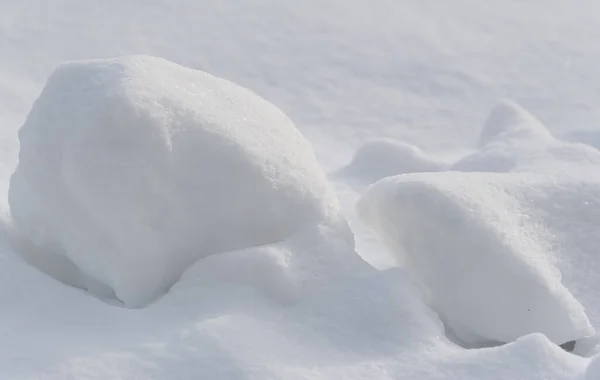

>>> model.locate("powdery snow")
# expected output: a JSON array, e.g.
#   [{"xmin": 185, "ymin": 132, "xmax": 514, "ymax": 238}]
[{"xmin": 9, "ymin": 56, "xmax": 347, "ymax": 307}]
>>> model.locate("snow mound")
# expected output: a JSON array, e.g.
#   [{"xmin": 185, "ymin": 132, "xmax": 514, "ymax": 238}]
[
  {"xmin": 338, "ymin": 138, "xmax": 445, "ymax": 183},
  {"xmin": 358, "ymin": 172, "xmax": 594, "ymax": 346},
  {"xmin": 357, "ymin": 101, "xmax": 600, "ymax": 348},
  {"xmin": 453, "ymin": 100, "xmax": 600, "ymax": 175},
  {"xmin": 9, "ymin": 55, "xmax": 347, "ymax": 307},
  {"xmin": 478, "ymin": 100, "xmax": 553, "ymax": 147},
  {"xmin": 452, "ymin": 101, "xmax": 600, "ymax": 335}
]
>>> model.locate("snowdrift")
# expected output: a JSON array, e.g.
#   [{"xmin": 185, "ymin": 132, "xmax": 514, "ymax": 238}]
[
  {"xmin": 0, "ymin": 218, "xmax": 587, "ymax": 379},
  {"xmin": 8, "ymin": 55, "xmax": 348, "ymax": 307},
  {"xmin": 358, "ymin": 100, "xmax": 600, "ymax": 347}
]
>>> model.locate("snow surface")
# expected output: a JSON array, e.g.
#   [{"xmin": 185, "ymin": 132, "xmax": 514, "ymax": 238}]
[
  {"xmin": 9, "ymin": 55, "xmax": 347, "ymax": 307},
  {"xmin": 3, "ymin": 0, "xmax": 600, "ymax": 379}
]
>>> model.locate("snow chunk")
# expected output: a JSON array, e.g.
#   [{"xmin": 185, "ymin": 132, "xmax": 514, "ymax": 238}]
[
  {"xmin": 338, "ymin": 138, "xmax": 445, "ymax": 183},
  {"xmin": 358, "ymin": 172, "xmax": 594, "ymax": 346},
  {"xmin": 9, "ymin": 55, "xmax": 347, "ymax": 307}
]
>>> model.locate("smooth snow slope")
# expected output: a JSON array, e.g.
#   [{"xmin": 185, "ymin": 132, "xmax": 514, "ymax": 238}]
[{"xmin": 3, "ymin": 0, "xmax": 600, "ymax": 379}]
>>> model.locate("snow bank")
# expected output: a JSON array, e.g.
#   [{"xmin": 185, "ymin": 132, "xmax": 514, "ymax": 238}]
[
  {"xmin": 9, "ymin": 55, "xmax": 347, "ymax": 307},
  {"xmin": 338, "ymin": 138, "xmax": 445, "ymax": 183},
  {"xmin": 357, "ymin": 100, "xmax": 600, "ymax": 347}
]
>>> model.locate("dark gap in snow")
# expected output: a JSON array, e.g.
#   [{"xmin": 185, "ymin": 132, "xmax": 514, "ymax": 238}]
[{"xmin": 559, "ymin": 340, "xmax": 576, "ymax": 352}]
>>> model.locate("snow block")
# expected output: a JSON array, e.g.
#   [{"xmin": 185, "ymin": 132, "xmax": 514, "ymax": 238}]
[
  {"xmin": 9, "ymin": 55, "xmax": 346, "ymax": 307},
  {"xmin": 357, "ymin": 172, "xmax": 594, "ymax": 346}
]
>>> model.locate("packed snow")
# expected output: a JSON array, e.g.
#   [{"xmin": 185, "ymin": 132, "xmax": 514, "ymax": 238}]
[
  {"xmin": 3, "ymin": 0, "xmax": 600, "ymax": 379},
  {"xmin": 358, "ymin": 100, "xmax": 600, "ymax": 351},
  {"xmin": 358, "ymin": 172, "xmax": 594, "ymax": 347},
  {"xmin": 8, "ymin": 55, "xmax": 348, "ymax": 307}
]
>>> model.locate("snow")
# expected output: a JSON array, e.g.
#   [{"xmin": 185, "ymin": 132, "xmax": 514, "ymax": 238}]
[
  {"xmin": 0, "ymin": 220, "xmax": 588, "ymax": 379},
  {"xmin": 452, "ymin": 101, "xmax": 600, "ymax": 176},
  {"xmin": 359, "ymin": 100, "xmax": 600, "ymax": 350},
  {"xmin": 477, "ymin": 100, "xmax": 553, "ymax": 147},
  {"xmin": 3, "ymin": 0, "xmax": 600, "ymax": 379},
  {"xmin": 587, "ymin": 354, "xmax": 600, "ymax": 380},
  {"xmin": 9, "ymin": 56, "xmax": 347, "ymax": 307},
  {"xmin": 565, "ymin": 129, "xmax": 600, "ymax": 151},
  {"xmin": 358, "ymin": 172, "xmax": 594, "ymax": 346},
  {"xmin": 338, "ymin": 138, "xmax": 446, "ymax": 183}
]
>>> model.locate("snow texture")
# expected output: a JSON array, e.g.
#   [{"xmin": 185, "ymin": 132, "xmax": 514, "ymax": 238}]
[
  {"xmin": 9, "ymin": 56, "xmax": 347, "ymax": 307},
  {"xmin": 358, "ymin": 100, "xmax": 600, "ymax": 347}
]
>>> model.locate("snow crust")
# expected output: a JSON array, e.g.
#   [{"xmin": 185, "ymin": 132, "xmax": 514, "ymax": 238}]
[
  {"xmin": 9, "ymin": 56, "xmax": 346, "ymax": 307},
  {"xmin": 358, "ymin": 100, "xmax": 600, "ymax": 347}
]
